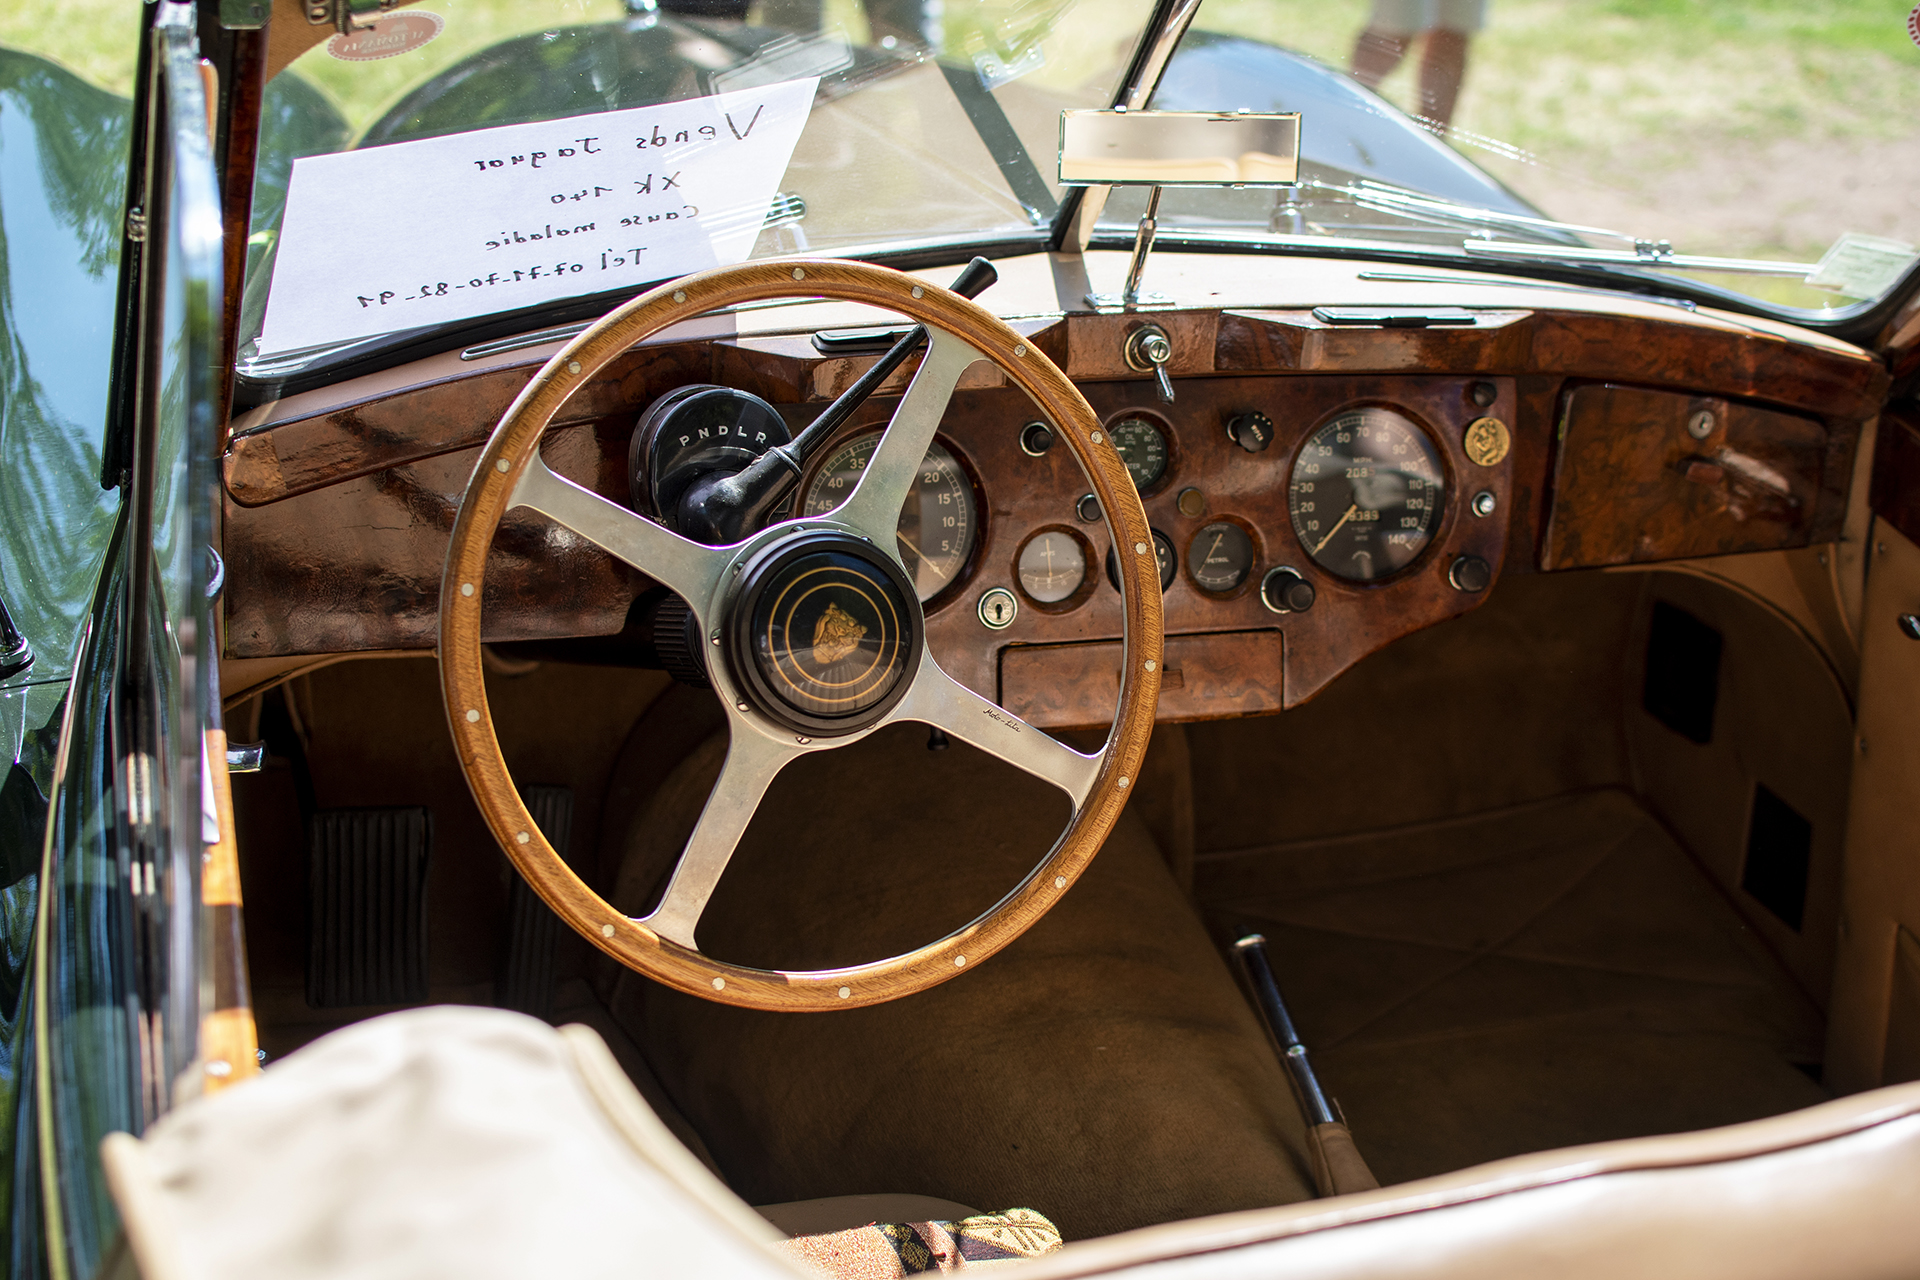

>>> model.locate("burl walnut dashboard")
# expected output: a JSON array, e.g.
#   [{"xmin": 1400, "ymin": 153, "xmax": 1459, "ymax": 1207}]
[{"xmin": 220, "ymin": 255, "xmax": 1887, "ymax": 726}]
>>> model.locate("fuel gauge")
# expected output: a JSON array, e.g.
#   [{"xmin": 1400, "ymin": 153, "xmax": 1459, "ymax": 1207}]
[{"xmin": 1188, "ymin": 522, "xmax": 1254, "ymax": 593}]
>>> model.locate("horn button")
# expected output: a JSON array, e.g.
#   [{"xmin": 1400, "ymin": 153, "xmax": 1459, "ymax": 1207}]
[{"xmin": 726, "ymin": 531, "xmax": 922, "ymax": 736}]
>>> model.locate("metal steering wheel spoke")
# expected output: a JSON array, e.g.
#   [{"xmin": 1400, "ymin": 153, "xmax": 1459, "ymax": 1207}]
[
  {"xmin": 886, "ymin": 651, "xmax": 1102, "ymax": 807},
  {"xmin": 511, "ymin": 450, "xmax": 727, "ymax": 609},
  {"xmin": 836, "ymin": 326, "xmax": 981, "ymax": 550},
  {"xmin": 639, "ymin": 727, "xmax": 800, "ymax": 950},
  {"xmin": 443, "ymin": 259, "xmax": 1158, "ymax": 1011}
]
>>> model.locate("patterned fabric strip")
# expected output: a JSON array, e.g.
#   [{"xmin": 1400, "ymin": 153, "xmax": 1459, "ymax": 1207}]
[{"xmin": 778, "ymin": 1208, "xmax": 1063, "ymax": 1278}]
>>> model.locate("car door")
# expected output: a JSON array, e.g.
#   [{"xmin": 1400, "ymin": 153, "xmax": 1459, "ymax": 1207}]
[
  {"xmin": 5, "ymin": 4, "xmax": 225, "ymax": 1275},
  {"xmin": 1826, "ymin": 300, "xmax": 1920, "ymax": 1096}
]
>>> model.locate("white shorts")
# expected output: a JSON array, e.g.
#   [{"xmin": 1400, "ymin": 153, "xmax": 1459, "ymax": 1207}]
[{"xmin": 1366, "ymin": 0, "xmax": 1488, "ymax": 36}]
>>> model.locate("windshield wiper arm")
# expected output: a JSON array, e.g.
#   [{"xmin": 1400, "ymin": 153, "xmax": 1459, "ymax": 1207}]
[
  {"xmin": 1460, "ymin": 240, "xmax": 1819, "ymax": 276},
  {"xmin": 1322, "ymin": 180, "xmax": 1821, "ymax": 277},
  {"xmin": 1334, "ymin": 179, "xmax": 1618, "ymax": 243}
]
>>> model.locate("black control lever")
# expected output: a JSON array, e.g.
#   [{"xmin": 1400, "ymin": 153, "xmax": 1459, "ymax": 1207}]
[{"xmin": 675, "ymin": 256, "xmax": 998, "ymax": 545}]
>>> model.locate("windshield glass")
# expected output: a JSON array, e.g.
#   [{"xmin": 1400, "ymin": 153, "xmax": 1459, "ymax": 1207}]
[
  {"xmin": 237, "ymin": 0, "xmax": 1151, "ymax": 375},
  {"xmin": 1115, "ymin": 0, "xmax": 1920, "ymax": 314},
  {"xmin": 241, "ymin": 0, "xmax": 1920, "ymax": 382}
]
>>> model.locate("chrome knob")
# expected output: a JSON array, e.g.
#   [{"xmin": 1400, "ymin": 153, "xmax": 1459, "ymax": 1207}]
[{"xmin": 1124, "ymin": 324, "xmax": 1175, "ymax": 404}]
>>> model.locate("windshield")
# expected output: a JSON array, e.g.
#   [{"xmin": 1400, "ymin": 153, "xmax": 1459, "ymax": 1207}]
[
  {"xmin": 237, "ymin": 0, "xmax": 1150, "ymax": 377},
  {"xmin": 1116, "ymin": 0, "xmax": 1920, "ymax": 315},
  {"xmin": 239, "ymin": 0, "xmax": 1920, "ymax": 384}
]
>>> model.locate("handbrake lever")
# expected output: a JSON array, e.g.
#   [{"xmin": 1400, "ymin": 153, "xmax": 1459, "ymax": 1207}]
[{"xmin": 674, "ymin": 257, "xmax": 998, "ymax": 545}]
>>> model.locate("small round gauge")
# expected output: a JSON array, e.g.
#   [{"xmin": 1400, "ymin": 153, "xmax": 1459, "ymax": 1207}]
[
  {"xmin": 1188, "ymin": 522, "xmax": 1254, "ymax": 593},
  {"xmin": 1017, "ymin": 529, "xmax": 1088, "ymax": 604},
  {"xmin": 1107, "ymin": 416, "xmax": 1169, "ymax": 491},
  {"xmin": 800, "ymin": 432, "xmax": 977, "ymax": 602},
  {"xmin": 1106, "ymin": 529, "xmax": 1177, "ymax": 595},
  {"xmin": 1288, "ymin": 407, "xmax": 1446, "ymax": 583}
]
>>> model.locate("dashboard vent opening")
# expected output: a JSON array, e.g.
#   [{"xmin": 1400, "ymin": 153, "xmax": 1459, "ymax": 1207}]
[
  {"xmin": 1742, "ymin": 783, "xmax": 1812, "ymax": 933},
  {"xmin": 1643, "ymin": 600, "xmax": 1722, "ymax": 744}
]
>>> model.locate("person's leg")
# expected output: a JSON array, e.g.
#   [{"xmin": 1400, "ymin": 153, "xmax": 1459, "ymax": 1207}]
[
  {"xmin": 1418, "ymin": 0, "xmax": 1487, "ymax": 131},
  {"xmin": 1418, "ymin": 28, "xmax": 1469, "ymax": 131},
  {"xmin": 1350, "ymin": 26, "xmax": 1410, "ymax": 88},
  {"xmin": 1350, "ymin": 0, "xmax": 1425, "ymax": 87}
]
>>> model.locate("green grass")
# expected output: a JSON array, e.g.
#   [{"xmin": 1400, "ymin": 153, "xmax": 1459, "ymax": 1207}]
[
  {"xmin": 0, "ymin": 0, "xmax": 143, "ymax": 97},
  {"xmin": 1192, "ymin": 0, "xmax": 1920, "ymax": 281}
]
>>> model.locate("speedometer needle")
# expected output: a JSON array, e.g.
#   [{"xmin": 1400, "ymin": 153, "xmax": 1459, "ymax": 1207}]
[
  {"xmin": 1312, "ymin": 504, "xmax": 1360, "ymax": 555},
  {"xmin": 895, "ymin": 529, "xmax": 949, "ymax": 581}
]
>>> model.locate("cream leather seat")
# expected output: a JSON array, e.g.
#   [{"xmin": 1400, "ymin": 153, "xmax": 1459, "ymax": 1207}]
[{"xmin": 104, "ymin": 1007, "xmax": 1920, "ymax": 1280}]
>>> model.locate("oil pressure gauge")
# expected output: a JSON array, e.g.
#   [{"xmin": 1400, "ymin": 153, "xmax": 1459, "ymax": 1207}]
[{"xmin": 1106, "ymin": 414, "xmax": 1169, "ymax": 492}]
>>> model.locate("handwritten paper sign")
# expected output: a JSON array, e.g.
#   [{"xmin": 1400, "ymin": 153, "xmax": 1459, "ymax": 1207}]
[{"xmin": 257, "ymin": 78, "xmax": 818, "ymax": 355}]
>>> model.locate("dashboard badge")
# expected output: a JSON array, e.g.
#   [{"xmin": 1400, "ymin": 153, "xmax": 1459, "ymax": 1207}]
[{"xmin": 1463, "ymin": 416, "xmax": 1511, "ymax": 467}]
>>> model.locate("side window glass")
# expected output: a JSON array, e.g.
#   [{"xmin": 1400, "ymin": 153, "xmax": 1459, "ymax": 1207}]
[{"xmin": 0, "ymin": 16, "xmax": 137, "ymax": 687}]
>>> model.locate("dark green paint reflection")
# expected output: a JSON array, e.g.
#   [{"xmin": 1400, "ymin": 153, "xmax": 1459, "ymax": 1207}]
[{"xmin": 0, "ymin": 51, "xmax": 129, "ymax": 692}]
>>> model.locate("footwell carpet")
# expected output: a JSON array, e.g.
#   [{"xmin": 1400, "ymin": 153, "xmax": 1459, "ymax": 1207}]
[{"xmin": 1197, "ymin": 788, "xmax": 1829, "ymax": 1185}]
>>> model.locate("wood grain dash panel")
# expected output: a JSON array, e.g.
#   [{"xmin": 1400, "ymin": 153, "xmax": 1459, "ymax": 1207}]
[
  {"xmin": 1542, "ymin": 383, "xmax": 1834, "ymax": 569},
  {"xmin": 1001, "ymin": 629, "xmax": 1284, "ymax": 729}
]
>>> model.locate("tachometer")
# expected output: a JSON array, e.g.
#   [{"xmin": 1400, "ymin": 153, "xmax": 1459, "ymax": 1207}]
[
  {"xmin": 1288, "ymin": 407, "xmax": 1445, "ymax": 582},
  {"xmin": 800, "ymin": 432, "xmax": 978, "ymax": 602}
]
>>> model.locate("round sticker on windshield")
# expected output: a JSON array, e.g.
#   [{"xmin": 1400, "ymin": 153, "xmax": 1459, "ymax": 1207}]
[{"xmin": 327, "ymin": 12, "xmax": 444, "ymax": 62}]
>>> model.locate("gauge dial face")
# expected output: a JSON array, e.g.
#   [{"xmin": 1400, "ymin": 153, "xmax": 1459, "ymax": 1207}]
[
  {"xmin": 1288, "ymin": 407, "xmax": 1445, "ymax": 583},
  {"xmin": 1017, "ymin": 530, "xmax": 1088, "ymax": 604},
  {"xmin": 1107, "ymin": 416, "xmax": 1169, "ymax": 491},
  {"xmin": 800, "ymin": 433, "xmax": 977, "ymax": 602},
  {"xmin": 1188, "ymin": 522, "xmax": 1254, "ymax": 593}
]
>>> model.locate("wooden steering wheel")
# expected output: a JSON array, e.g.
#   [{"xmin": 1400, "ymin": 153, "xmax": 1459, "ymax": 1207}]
[{"xmin": 440, "ymin": 259, "xmax": 1163, "ymax": 1010}]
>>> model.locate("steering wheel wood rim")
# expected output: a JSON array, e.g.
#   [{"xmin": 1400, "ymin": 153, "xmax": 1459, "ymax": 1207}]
[{"xmin": 441, "ymin": 259, "xmax": 1163, "ymax": 1011}]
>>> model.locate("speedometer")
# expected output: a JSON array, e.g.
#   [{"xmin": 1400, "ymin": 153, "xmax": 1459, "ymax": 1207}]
[
  {"xmin": 799, "ymin": 432, "xmax": 978, "ymax": 602},
  {"xmin": 1288, "ymin": 407, "xmax": 1445, "ymax": 582}
]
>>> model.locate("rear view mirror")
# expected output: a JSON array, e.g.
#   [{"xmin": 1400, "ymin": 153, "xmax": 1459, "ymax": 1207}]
[
  {"xmin": 1058, "ymin": 109, "xmax": 1300, "ymax": 187},
  {"xmin": 1058, "ymin": 109, "xmax": 1300, "ymax": 311}
]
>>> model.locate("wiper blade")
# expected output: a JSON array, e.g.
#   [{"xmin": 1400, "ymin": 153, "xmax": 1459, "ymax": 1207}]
[
  {"xmin": 1461, "ymin": 240, "xmax": 1819, "ymax": 277},
  {"xmin": 1319, "ymin": 180, "xmax": 1820, "ymax": 277},
  {"xmin": 1333, "ymin": 179, "xmax": 1614, "ymax": 243}
]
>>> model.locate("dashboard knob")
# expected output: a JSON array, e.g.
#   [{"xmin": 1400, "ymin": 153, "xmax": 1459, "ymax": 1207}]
[
  {"xmin": 1227, "ymin": 411, "xmax": 1274, "ymax": 453},
  {"xmin": 1261, "ymin": 567, "xmax": 1315, "ymax": 614},
  {"xmin": 1449, "ymin": 554, "xmax": 1492, "ymax": 593}
]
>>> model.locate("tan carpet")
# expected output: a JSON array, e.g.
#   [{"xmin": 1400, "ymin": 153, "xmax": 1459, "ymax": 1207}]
[
  {"xmin": 602, "ymin": 722, "xmax": 1318, "ymax": 1242},
  {"xmin": 1196, "ymin": 788, "xmax": 1830, "ymax": 1186}
]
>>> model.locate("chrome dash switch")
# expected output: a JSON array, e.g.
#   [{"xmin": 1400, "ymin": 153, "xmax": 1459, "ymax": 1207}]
[{"xmin": 1124, "ymin": 324, "xmax": 1175, "ymax": 404}]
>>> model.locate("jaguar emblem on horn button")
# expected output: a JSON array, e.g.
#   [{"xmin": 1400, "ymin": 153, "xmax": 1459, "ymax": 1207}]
[
  {"xmin": 727, "ymin": 532, "xmax": 923, "ymax": 736},
  {"xmin": 811, "ymin": 602, "xmax": 867, "ymax": 666}
]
